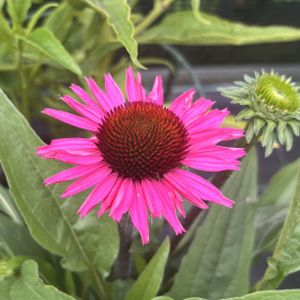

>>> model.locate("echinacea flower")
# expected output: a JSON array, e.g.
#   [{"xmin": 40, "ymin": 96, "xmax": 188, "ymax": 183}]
[{"xmin": 37, "ymin": 67, "xmax": 245, "ymax": 244}]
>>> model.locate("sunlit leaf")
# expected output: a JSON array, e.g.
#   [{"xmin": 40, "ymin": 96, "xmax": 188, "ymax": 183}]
[
  {"xmin": 139, "ymin": 11, "xmax": 300, "ymax": 45},
  {"xmin": 82, "ymin": 0, "xmax": 143, "ymax": 68}
]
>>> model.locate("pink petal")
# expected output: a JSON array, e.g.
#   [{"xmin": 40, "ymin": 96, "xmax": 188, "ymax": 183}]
[
  {"xmin": 126, "ymin": 67, "xmax": 146, "ymax": 102},
  {"xmin": 85, "ymin": 77, "xmax": 114, "ymax": 112},
  {"xmin": 184, "ymin": 146, "xmax": 245, "ymax": 172},
  {"xmin": 169, "ymin": 90, "xmax": 195, "ymax": 118},
  {"xmin": 181, "ymin": 97, "xmax": 214, "ymax": 125},
  {"xmin": 166, "ymin": 169, "xmax": 234, "ymax": 208},
  {"xmin": 147, "ymin": 75, "xmax": 164, "ymax": 105},
  {"xmin": 104, "ymin": 74, "xmax": 125, "ymax": 106},
  {"xmin": 129, "ymin": 182, "xmax": 149, "ymax": 245},
  {"xmin": 187, "ymin": 109, "xmax": 230, "ymax": 132},
  {"xmin": 105, "ymin": 179, "xmax": 133, "ymax": 220},
  {"xmin": 188, "ymin": 128, "xmax": 244, "ymax": 150},
  {"xmin": 155, "ymin": 181, "xmax": 185, "ymax": 235},
  {"xmin": 61, "ymin": 95, "xmax": 103, "ymax": 123},
  {"xmin": 42, "ymin": 108, "xmax": 98, "ymax": 132},
  {"xmin": 77, "ymin": 173, "xmax": 118, "ymax": 217},
  {"xmin": 44, "ymin": 164, "xmax": 100, "ymax": 186},
  {"xmin": 61, "ymin": 165, "xmax": 111, "ymax": 198},
  {"xmin": 70, "ymin": 83, "xmax": 101, "ymax": 112}
]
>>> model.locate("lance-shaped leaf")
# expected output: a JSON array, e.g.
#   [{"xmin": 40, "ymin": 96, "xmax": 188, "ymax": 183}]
[
  {"xmin": 139, "ymin": 11, "xmax": 300, "ymax": 45},
  {"xmin": 168, "ymin": 150, "xmax": 258, "ymax": 299},
  {"xmin": 125, "ymin": 239, "xmax": 170, "ymax": 300},
  {"xmin": 6, "ymin": 0, "xmax": 31, "ymax": 28},
  {"xmin": 256, "ymin": 165, "xmax": 300, "ymax": 290},
  {"xmin": 0, "ymin": 89, "xmax": 119, "ymax": 279},
  {"xmin": 83, "ymin": 0, "xmax": 143, "ymax": 68},
  {"xmin": 21, "ymin": 27, "xmax": 82, "ymax": 75}
]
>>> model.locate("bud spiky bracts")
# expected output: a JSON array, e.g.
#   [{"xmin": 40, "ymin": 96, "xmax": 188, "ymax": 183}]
[{"xmin": 219, "ymin": 70, "xmax": 300, "ymax": 156}]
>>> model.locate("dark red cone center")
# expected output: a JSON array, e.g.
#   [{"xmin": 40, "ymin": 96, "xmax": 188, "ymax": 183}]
[{"xmin": 96, "ymin": 102, "xmax": 189, "ymax": 181}]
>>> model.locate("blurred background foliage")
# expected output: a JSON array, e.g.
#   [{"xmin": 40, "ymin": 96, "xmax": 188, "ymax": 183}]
[{"xmin": 0, "ymin": 1, "xmax": 300, "ymax": 300}]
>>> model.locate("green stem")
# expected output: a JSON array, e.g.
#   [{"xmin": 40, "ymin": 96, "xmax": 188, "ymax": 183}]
[
  {"xmin": 135, "ymin": 0, "xmax": 175, "ymax": 36},
  {"xmin": 17, "ymin": 40, "xmax": 30, "ymax": 119}
]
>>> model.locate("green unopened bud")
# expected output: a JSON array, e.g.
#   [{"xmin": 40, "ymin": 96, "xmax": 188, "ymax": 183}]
[{"xmin": 219, "ymin": 70, "xmax": 300, "ymax": 156}]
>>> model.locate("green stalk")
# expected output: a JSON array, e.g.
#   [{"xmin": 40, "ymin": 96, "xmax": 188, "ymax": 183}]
[{"xmin": 135, "ymin": 0, "xmax": 175, "ymax": 35}]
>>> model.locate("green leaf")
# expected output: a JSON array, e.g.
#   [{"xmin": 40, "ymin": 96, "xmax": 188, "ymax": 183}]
[
  {"xmin": 10, "ymin": 260, "xmax": 75, "ymax": 300},
  {"xmin": 83, "ymin": 0, "xmax": 143, "ymax": 68},
  {"xmin": 254, "ymin": 160, "xmax": 300, "ymax": 256},
  {"xmin": 168, "ymin": 150, "xmax": 258, "ymax": 300},
  {"xmin": 256, "ymin": 165, "xmax": 300, "ymax": 290},
  {"xmin": 7, "ymin": 0, "xmax": 31, "ymax": 28},
  {"xmin": 139, "ymin": 11, "xmax": 300, "ymax": 45},
  {"xmin": 21, "ymin": 27, "xmax": 82, "ymax": 75},
  {"xmin": 223, "ymin": 290, "xmax": 300, "ymax": 300},
  {"xmin": 44, "ymin": 3, "xmax": 74, "ymax": 41},
  {"xmin": 0, "ymin": 89, "xmax": 119, "ymax": 277},
  {"xmin": 0, "ymin": 214, "xmax": 45, "ymax": 258},
  {"xmin": 0, "ymin": 276, "xmax": 16, "ymax": 300},
  {"xmin": 125, "ymin": 238, "xmax": 170, "ymax": 300},
  {"xmin": 0, "ymin": 185, "xmax": 22, "ymax": 224}
]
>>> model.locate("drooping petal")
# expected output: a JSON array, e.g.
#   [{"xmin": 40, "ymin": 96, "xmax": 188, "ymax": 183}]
[
  {"xmin": 147, "ymin": 75, "xmax": 164, "ymax": 105},
  {"xmin": 44, "ymin": 164, "xmax": 101, "ymax": 186},
  {"xmin": 77, "ymin": 173, "xmax": 118, "ymax": 217},
  {"xmin": 61, "ymin": 95, "xmax": 103, "ymax": 123},
  {"xmin": 183, "ymin": 146, "xmax": 245, "ymax": 172},
  {"xmin": 61, "ymin": 164, "xmax": 111, "ymax": 198},
  {"xmin": 42, "ymin": 108, "xmax": 98, "ymax": 132},
  {"xmin": 130, "ymin": 182, "xmax": 149, "ymax": 244},
  {"xmin": 166, "ymin": 169, "xmax": 234, "ymax": 208},
  {"xmin": 169, "ymin": 89, "xmax": 195, "ymax": 118},
  {"xmin": 106, "ymin": 178, "xmax": 133, "ymax": 221},
  {"xmin": 155, "ymin": 181, "xmax": 185, "ymax": 235},
  {"xmin": 104, "ymin": 73, "xmax": 125, "ymax": 106}
]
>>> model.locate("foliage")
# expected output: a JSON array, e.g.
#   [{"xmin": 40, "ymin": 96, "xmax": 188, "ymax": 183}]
[{"xmin": 0, "ymin": 0, "xmax": 300, "ymax": 300}]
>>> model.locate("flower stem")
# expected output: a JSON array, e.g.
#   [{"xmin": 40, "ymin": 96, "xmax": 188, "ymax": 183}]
[
  {"xmin": 111, "ymin": 214, "xmax": 134, "ymax": 280},
  {"xmin": 171, "ymin": 133, "xmax": 260, "ymax": 251},
  {"xmin": 135, "ymin": 0, "xmax": 175, "ymax": 36}
]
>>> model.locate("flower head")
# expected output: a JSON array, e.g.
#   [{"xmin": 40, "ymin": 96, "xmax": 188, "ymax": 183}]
[
  {"xmin": 37, "ymin": 67, "xmax": 245, "ymax": 244},
  {"xmin": 220, "ymin": 70, "xmax": 300, "ymax": 156}
]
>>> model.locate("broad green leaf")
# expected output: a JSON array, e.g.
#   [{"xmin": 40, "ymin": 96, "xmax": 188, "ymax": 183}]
[
  {"xmin": 125, "ymin": 239, "xmax": 170, "ymax": 300},
  {"xmin": 0, "ymin": 276, "xmax": 16, "ymax": 300},
  {"xmin": 0, "ymin": 186, "xmax": 22, "ymax": 224},
  {"xmin": 6, "ymin": 0, "xmax": 31, "ymax": 28},
  {"xmin": 83, "ymin": 0, "xmax": 143, "ymax": 68},
  {"xmin": 254, "ymin": 159, "xmax": 300, "ymax": 256},
  {"xmin": 256, "ymin": 166, "xmax": 300, "ymax": 290},
  {"xmin": 21, "ymin": 27, "xmax": 82, "ymax": 75},
  {"xmin": 44, "ymin": 3, "xmax": 74, "ymax": 41},
  {"xmin": 10, "ymin": 260, "xmax": 75, "ymax": 300},
  {"xmin": 0, "ymin": 89, "xmax": 119, "ymax": 277},
  {"xmin": 168, "ymin": 150, "xmax": 258, "ymax": 300},
  {"xmin": 0, "ymin": 15, "xmax": 17, "ymax": 69},
  {"xmin": 223, "ymin": 290, "xmax": 300, "ymax": 300},
  {"xmin": 139, "ymin": 11, "xmax": 300, "ymax": 45},
  {"xmin": 0, "ymin": 214, "xmax": 45, "ymax": 258}
]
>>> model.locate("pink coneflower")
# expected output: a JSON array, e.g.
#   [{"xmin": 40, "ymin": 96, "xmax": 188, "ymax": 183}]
[{"xmin": 37, "ymin": 67, "xmax": 245, "ymax": 244}]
